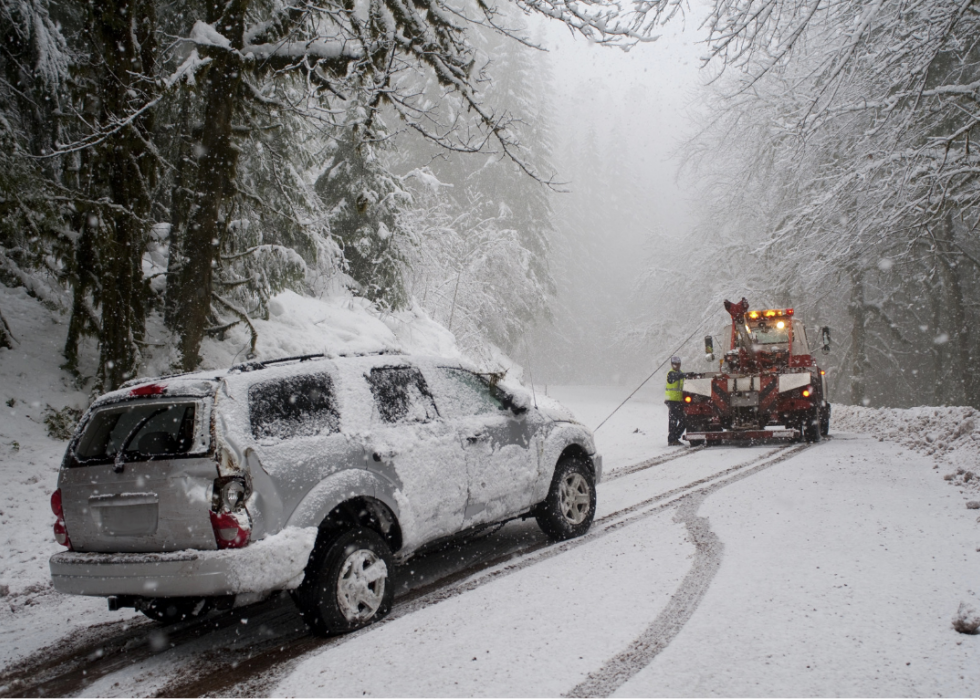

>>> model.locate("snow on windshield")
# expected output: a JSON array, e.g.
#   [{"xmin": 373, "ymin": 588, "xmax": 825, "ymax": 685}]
[
  {"xmin": 429, "ymin": 367, "xmax": 503, "ymax": 417},
  {"xmin": 366, "ymin": 366, "xmax": 439, "ymax": 424}
]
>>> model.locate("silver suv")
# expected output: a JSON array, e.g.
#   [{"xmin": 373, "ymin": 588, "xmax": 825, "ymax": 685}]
[{"xmin": 49, "ymin": 353, "xmax": 601, "ymax": 634}]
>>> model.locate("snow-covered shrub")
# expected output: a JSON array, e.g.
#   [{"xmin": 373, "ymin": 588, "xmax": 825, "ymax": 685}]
[
  {"xmin": 952, "ymin": 602, "xmax": 980, "ymax": 635},
  {"xmin": 43, "ymin": 405, "xmax": 83, "ymax": 441}
]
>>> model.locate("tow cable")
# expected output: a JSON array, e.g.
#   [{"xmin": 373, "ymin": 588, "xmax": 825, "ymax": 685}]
[{"xmin": 593, "ymin": 318, "xmax": 712, "ymax": 433}]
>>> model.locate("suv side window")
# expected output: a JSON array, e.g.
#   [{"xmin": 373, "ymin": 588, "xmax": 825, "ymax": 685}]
[
  {"xmin": 432, "ymin": 367, "xmax": 503, "ymax": 417},
  {"xmin": 248, "ymin": 373, "xmax": 340, "ymax": 441},
  {"xmin": 367, "ymin": 366, "xmax": 439, "ymax": 424}
]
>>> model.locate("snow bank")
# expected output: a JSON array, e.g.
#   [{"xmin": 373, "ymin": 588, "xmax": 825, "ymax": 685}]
[
  {"xmin": 194, "ymin": 290, "xmax": 466, "ymax": 371},
  {"xmin": 833, "ymin": 404, "xmax": 980, "ymax": 494}
]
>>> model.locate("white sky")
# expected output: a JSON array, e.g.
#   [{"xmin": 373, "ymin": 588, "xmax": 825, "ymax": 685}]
[{"xmin": 537, "ymin": 5, "xmax": 711, "ymax": 239}]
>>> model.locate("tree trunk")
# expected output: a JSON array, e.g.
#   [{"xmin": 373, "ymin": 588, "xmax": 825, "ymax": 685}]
[
  {"xmin": 935, "ymin": 211, "xmax": 971, "ymax": 406},
  {"xmin": 63, "ymin": 207, "xmax": 100, "ymax": 375},
  {"xmin": 167, "ymin": 0, "xmax": 247, "ymax": 371},
  {"xmin": 0, "ymin": 303, "xmax": 15, "ymax": 349},
  {"xmin": 83, "ymin": 0, "xmax": 157, "ymax": 390},
  {"xmin": 848, "ymin": 266, "xmax": 871, "ymax": 406}
]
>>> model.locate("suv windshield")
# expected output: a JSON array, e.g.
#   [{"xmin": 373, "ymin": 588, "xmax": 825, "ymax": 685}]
[{"xmin": 74, "ymin": 402, "xmax": 197, "ymax": 463}]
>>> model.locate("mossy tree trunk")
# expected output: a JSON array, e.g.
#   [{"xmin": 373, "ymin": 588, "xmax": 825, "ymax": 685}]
[{"xmin": 167, "ymin": 0, "xmax": 247, "ymax": 371}]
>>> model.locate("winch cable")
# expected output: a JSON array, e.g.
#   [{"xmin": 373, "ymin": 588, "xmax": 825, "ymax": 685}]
[{"xmin": 593, "ymin": 317, "xmax": 713, "ymax": 433}]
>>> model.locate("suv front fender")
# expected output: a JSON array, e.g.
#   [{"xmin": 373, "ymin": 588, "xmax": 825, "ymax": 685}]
[{"xmin": 533, "ymin": 423, "xmax": 601, "ymax": 505}]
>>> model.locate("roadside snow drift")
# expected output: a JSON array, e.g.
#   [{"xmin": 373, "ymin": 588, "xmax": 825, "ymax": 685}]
[{"xmin": 833, "ymin": 405, "xmax": 980, "ymax": 496}]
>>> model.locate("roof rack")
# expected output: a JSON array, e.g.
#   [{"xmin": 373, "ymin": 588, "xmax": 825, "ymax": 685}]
[
  {"xmin": 227, "ymin": 349, "xmax": 405, "ymax": 374},
  {"xmin": 228, "ymin": 353, "xmax": 327, "ymax": 374},
  {"xmin": 119, "ymin": 370, "xmax": 197, "ymax": 389}
]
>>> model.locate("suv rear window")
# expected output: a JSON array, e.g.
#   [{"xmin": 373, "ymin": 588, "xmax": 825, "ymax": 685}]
[
  {"xmin": 248, "ymin": 373, "xmax": 340, "ymax": 441},
  {"xmin": 367, "ymin": 366, "xmax": 439, "ymax": 424},
  {"xmin": 75, "ymin": 402, "xmax": 197, "ymax": 463}
]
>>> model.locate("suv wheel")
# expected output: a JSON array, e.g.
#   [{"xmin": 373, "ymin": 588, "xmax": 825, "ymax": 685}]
[
  {"xmin": 293, "ymin": 527, "xmax": 395, "ymax": 636},
  {"xmin": 535, "ymin": 456, "xmax": 596, "ymax": 541}
]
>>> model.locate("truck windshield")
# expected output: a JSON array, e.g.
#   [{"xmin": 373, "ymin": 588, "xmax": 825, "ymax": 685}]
[
  {"xmin": 748, "ymin": 322, "xmax": 789, "ymax": 346},
  {"xmin": 75, "ymin": 402, "xmax": 198, "ymax": 463}
]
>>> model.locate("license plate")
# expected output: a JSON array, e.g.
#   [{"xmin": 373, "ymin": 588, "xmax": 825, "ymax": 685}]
[{"xmin": 731, "ymin": 393, "xmax": 759, "ymax": 407}]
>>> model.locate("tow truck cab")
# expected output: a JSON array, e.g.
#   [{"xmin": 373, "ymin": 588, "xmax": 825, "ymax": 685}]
[{"xmin": 682, "ymin": 303, "xmax": 831, "ymax": 444}]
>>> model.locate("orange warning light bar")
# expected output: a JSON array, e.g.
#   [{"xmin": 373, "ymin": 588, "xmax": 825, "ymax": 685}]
[{"xmin": 748, "ymin": 308, "xmax": 794, "ymax": 319}]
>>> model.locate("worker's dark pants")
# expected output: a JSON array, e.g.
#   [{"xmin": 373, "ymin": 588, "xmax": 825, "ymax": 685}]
[{"xmin": 667, "ymin": 401, "xmax": 685, "ymax": 443}]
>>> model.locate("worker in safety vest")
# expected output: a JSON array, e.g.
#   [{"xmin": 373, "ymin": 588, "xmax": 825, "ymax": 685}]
[{"xmin": 665, "ymin": 356, "xmax": 686, "ymax": 445}]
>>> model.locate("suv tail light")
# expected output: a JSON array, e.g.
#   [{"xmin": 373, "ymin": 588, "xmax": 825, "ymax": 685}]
[
  {"xmin": 210, "ymin": 477, "xmax": 251, "ymax": 549},
  {"xmin": 51, "ymin": 489, "xmax": 72, "ymax": 549},
  {"xmin": 210, "ymin": 510, "xmax": 250, "ymax": 548}
]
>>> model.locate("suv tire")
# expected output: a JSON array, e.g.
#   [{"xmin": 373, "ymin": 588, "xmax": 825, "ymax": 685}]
[
  {"xmin": 535, "ymin": 456, "xmax": 596, "ymax": 541},
  {"xmin": 293, "ymin": 527, "xmax": 395, "ymax": 637}
]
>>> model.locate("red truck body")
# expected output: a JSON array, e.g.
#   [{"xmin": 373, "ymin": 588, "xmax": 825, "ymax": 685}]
[{"xmin": 682, "ymin": 299, "xmax": 830, "ymax": 445}]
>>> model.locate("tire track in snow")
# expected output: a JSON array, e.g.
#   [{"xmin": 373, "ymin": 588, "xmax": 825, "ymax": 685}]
[
  {"xmin": 565, "ymin": 443, "xmax": 813, "ymax": 698},
  {"xmin": 602, "ymin": 445, "xmax": 707, "ymax": 482},
  {"xmin": 174, "ymin": 445, "xmax": 807, "ymax": 697},
  {"xmin": 1, "ymin": 443, "xmax": 798, "ymax": 698}
]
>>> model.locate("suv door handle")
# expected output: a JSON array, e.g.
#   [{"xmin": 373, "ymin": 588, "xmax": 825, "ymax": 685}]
[
  {"xmin": 372, "ymin": 450, "xmax": 396, "ymax": 462},
  {"xmin": 466, "ymin": 433, "xmax": 488, "ymax": 444}
]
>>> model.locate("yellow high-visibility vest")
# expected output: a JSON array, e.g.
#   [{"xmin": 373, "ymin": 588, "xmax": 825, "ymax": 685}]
[{"xmin": 665, "ymin": 373, "xmax": 684, "ymax": 402}]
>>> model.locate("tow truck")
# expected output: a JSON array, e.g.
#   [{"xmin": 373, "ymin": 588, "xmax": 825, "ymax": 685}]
[{"xmin": 682, "ymin": 298, "xmax": 831, "ymax": 446}]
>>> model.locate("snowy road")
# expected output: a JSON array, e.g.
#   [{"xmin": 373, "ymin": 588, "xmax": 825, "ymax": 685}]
[{"xmin": 0, "ymin": 387, "xmax": 977, "ymax": 697}]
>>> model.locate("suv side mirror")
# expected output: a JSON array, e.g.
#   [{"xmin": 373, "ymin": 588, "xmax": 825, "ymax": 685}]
[
  {"xmin": 501, "ymin": 392, "xmax": 529, "ymax": 415},
  {"xmin": 704, "ymin": 335, "xmax": 715, "ymax": 362},
  {"xmin": 820, "ymin": 326, "xmax": 831, "ymax": 354},
  {"xmin": 492, "ymin": 386, "xmax": 529, "ymax": 415}
]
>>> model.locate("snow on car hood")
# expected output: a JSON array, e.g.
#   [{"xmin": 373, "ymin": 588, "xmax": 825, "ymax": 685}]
[
  {"xmin": 532, "ymin": 394, "xmax": 581, "ymax": 425},
  {"xmin": 493, "ymin": 378, "xmax": 581, "ymax": 426}
]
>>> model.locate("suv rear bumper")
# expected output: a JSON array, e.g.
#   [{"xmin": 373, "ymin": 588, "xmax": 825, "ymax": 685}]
[
  {"xmin": 49, "ymin": 526, "xmax": 318, "ymax": 598},
  {"xmin": 51, "ymin": 551, "xmax": 243, "ymax": 597}
]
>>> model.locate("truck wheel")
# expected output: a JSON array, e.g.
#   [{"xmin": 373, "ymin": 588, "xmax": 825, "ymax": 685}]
[
  {"xmin": 820, "ymin": 404, "xmax": 831, "ymax": 436},
  {"xmin": 137, "ymin": 597, "xmax": 212, "ymax": 624},
  {"xmin": 292, "ymin": 527, "xmax": 395, "ymax": 637},
  {"xmin": 803, "ymin": 408, "xmax": 822, "ymax": 443},
  {"xmin": 535, "ymin": 456, "xmax": 596, "ymax": 541}
]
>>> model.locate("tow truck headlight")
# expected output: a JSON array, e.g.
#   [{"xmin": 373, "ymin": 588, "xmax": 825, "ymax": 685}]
[
  {"xmin": 802, "ymin": 386, "xmax": 812, "ymax": 398},
  {"xmin": 684, "ymin": 396, "xmax": 692, "ymax": 403}
]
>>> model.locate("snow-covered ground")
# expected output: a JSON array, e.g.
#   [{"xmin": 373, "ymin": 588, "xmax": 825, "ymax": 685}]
[
  {"xmin": 1, "ymin": 286, "xmax": 978, "ymax": 696},
  {"xmin": 266, "ymin": 426, "xmax": 978, "ymax": 697}
]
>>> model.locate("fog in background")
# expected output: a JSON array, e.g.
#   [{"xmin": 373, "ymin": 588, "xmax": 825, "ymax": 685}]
[{"xmin": 528, "ymin": 10, "xmax": 710, "ymax": 387}]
